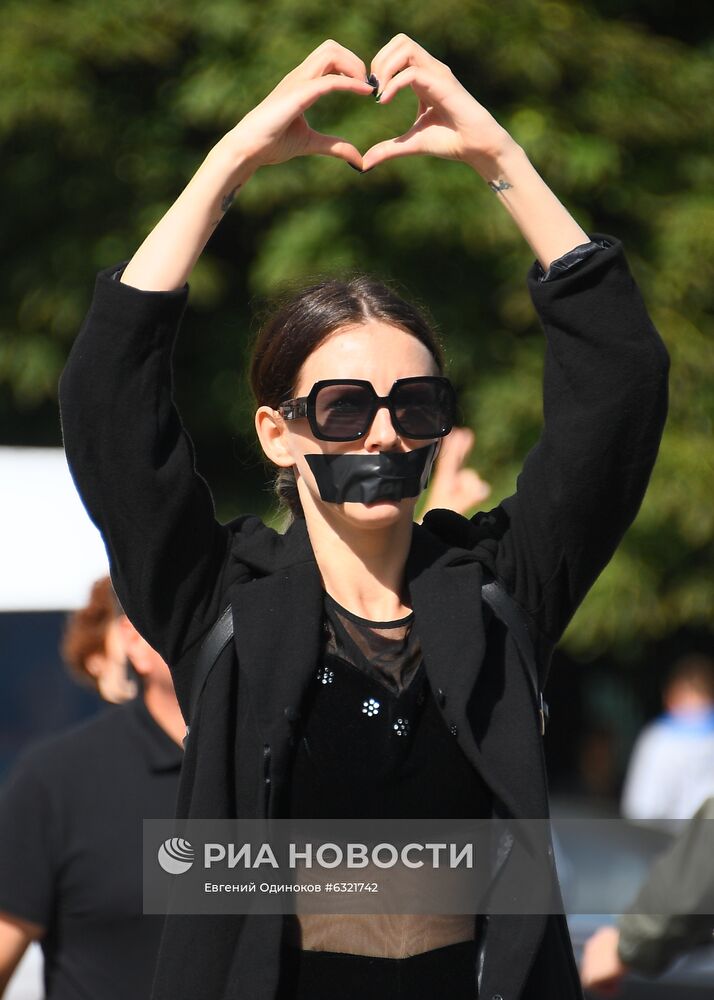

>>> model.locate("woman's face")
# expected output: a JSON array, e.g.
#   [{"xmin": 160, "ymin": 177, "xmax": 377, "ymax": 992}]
[{"xmin": 261, "ymin": 321, "xmax": 441, "ymax": 531}]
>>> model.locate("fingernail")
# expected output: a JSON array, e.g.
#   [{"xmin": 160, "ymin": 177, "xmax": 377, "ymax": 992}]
[
  {"xmin": 366, "ymin": 73, "xmax": 379, "ymax": 96},
  {"xmin": 348, "ymin": 163, "xmax": 362, "ymax": 172}
]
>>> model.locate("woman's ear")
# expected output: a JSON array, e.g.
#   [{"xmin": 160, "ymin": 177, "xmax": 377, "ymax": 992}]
[{"xmin": 254, "ymin": 406, "xmax": 295, "ymax": 469}]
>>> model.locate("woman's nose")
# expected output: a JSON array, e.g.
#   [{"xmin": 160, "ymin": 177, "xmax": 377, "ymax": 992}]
[{"xmin": 363, "ymin": 403, "xmax": 400, "ymax": 451}]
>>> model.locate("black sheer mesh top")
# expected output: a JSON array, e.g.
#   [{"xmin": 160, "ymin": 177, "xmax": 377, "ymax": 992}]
[
  {"xmin": 286, "ymin": 593, "xmax": 492, "ymax": 821},
  {"xmin": 323, "ymin": 593, "xmax": 423, "ymax": 694}
]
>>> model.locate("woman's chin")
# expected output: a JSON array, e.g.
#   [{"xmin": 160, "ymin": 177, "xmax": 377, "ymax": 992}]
[{"xmin": 340, "ymin": 497, "xmax": 415, "ymax": 527}]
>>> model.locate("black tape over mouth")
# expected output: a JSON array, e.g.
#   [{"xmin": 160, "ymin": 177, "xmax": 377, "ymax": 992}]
[{"xmin": 305, "ymin": 443, "xmax": 438, "ymax": 504}]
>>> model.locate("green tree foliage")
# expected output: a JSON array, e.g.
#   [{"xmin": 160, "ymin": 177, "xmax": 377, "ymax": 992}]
[{"xmin": 1, "ymin": 0, "xmax": 712, "ymax": 656}]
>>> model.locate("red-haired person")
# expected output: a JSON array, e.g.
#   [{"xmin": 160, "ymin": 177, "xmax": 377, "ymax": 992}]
[
  {"xmin": 0, "ymin": 578, "xmax": 184, "ymax": 999},
  {"xmin": 61, "ymin": 575, "xmax": 139, "ymax": 703}
]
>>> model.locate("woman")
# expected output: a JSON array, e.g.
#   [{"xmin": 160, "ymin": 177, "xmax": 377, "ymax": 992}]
[{"xmin": 58, "ymin": 34, "xmax": 669, "ymax": 1000}]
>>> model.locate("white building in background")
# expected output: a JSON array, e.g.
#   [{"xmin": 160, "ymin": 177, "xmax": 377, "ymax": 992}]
[{"xmin": 0, "ymin": 446, "xmax": 109, "ymax": 611}]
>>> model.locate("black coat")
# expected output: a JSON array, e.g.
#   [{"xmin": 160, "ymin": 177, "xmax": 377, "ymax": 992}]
[{"xmin": 58, "ymin": 234, "xmax": 669, "ymax": 999}]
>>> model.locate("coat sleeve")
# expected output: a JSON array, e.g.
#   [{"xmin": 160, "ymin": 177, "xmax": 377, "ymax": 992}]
[
  {"xmin": 617, "ymin": 797, "xmax": 714, "ymax": 975},
  {"xmin": 58, "ymin": 263, "xmax": 260, "ymax": 701},
  {"xmin": 426, "ymin": 233, "xmax": 669, "ymax": 666}
]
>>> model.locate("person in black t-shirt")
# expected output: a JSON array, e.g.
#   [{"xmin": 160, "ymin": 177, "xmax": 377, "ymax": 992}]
[{"xmin": 0, "ymin": 579, "xmax": 184, "ymax": 1000}]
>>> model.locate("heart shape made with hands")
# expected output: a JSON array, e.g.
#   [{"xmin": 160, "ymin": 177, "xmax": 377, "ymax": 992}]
[
  {"xmin": 301, "ymin": 57, "xmax": 475, "ymax": 174},
  {"xmin": 338, "ymin": 72, "xmax": 444, "ymax": 174},
  {"xmin": 254, "ymin": 36, "xmax": 502, "ymax": 175},
  {"xmin": 350, "ymin": 92, "xmax": 418, "ymax": 174}
]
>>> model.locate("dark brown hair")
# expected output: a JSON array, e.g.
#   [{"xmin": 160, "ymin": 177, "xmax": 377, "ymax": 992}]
[
  {"xmin": 61, "ymin": 576, "xmax": 123, "ymax": 691},
  {"xmin": 249, "ymin": 273, "xmax": 445, "ymax": 518}
]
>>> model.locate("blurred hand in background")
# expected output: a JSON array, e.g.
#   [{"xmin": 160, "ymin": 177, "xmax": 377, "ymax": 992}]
[
  {"xmin": 580, "ymin": 926, "xmax": 627, "ymax": 996},
  {"xmin": 420, "ymin": 427, "xmax": 491, "ymax": 520}
]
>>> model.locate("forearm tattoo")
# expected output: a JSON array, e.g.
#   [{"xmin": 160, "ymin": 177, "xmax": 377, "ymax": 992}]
[
  {"xmin": 211, "ymin": 184, "xmax": 242, "ymax": 228},
  {"xmin": 488, "ymin": 178, "xmax": 513, "ymax": 194},
  {"xmin": 221, "ymin": 185, "xmax": 240, "ymax": 212}
]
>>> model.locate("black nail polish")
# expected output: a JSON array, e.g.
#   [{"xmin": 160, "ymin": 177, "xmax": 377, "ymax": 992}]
[{"xmin": 366, "ymin": 73, "xmax": 379, "ymax": 96}]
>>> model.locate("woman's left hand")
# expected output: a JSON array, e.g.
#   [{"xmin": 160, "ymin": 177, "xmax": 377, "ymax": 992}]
[{"xmin": 362, "ymin": 34, "xmax": 516, "ymax": 173}]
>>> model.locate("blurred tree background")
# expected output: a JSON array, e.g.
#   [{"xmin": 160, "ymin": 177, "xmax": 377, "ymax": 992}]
[{"xmin": 1, "ymin": 0, "xmax": 712, "ymax": 668}]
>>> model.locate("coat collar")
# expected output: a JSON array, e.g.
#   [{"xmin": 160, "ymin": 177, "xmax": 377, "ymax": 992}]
[
  {"xmin": 230, "ymin": 515, "xmax": 519, "ymax": 814},
  {"xmin": 406, "ymin": 524, "xmax": 521, "ymax": 815}
]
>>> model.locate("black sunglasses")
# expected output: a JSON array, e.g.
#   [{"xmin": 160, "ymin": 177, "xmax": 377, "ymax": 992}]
[{"xmin": 277, "ymin": 377, "xmax": 457, "ymax": 442}]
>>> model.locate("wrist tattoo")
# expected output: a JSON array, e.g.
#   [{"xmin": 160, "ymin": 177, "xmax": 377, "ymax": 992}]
[
  {"xmin": 221, "ymin": 184, "xmax": 241, "ymax": 213},
  {"xmin": 488, "ymin": 178, "xmax": 513, "ymax": 194}
]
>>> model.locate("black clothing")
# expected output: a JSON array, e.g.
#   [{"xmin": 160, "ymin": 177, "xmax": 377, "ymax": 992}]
[
  {"xmin": 58, "ymin": 234, "xmax": 669, "ymax": 999},
  {"xmin": 277, "ymin": 940, "xmax": 478, "ymax": 1000},
  {"xmin": 323, "ymin": 594, "xmax": 421, "ymax": 694},
  {"xmin": 0, "ymin": 697, "xmax": 182, "ymax": 1000},
  {"xmin": 288, "ymin": 596, "xmax": 493, "ymax": 821},
  {"xmin": 286, "ymin": 597, "xmax": 489, "ymax": 988}
]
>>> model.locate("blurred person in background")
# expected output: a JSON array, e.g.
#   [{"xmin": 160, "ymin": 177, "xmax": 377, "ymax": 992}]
[
  {"xmin": 580, "ymin": 796, "xmax": 714, "ymax": 995},
  {"xmin": 0, "ymin": 578, "xmax": 184, "ymax": 999},
  {"xmin": 621, "ymin": 653, "xmax": 714, "ymax": 826},
  {"xmin": 61, "ymin": 575, "xmax": 139, "ymax": 704}
]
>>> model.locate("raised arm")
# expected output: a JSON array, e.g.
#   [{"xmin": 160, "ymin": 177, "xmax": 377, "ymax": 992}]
[
  {"xmin": 366, "ymin": 35, "xmax": 669, "ymax": 655},
  {"xmin": 58, "ymin": 42, "xmax": 375, "ymax": 698},
  {"xmin": 121, "ymin": 39, "xmax": 372, "ymax": 292},
  {"xmin": 360, "ymin": 33, "xmax": 590, "ymax": 269}
]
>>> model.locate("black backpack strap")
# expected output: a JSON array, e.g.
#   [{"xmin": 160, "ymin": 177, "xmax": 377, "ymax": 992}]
[
  {"xmin": 184, "ymin": 575, "xmax": 549, "ymax": 748},
  {"xmin": 182, "ymin": 604, "xmax": 234, "ymax": 748},
  {"xmin": 480, "ymin": 576, "xmax": 549, "ymax": 736}
]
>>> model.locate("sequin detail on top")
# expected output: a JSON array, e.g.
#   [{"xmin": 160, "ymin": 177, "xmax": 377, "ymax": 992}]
[
  {"xmin": 289, "ymin": 591, "xmax": 492, "ymax": 823},
  {"xmin": 286, "ymin": 593, "xmax": 493, "ymax": 964},
  {"xmin": 393, "ymin": 717, "xmax": 409, "ymax": 736}
]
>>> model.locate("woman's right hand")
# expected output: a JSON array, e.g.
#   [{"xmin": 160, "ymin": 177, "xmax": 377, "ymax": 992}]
[
  {"xmin": 227, "ymin": 40, "xmax": 374, "ymax": 170},
  {"xmin": 117, "ymin": 40, "xmax": 373, "ymax": 293}
]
